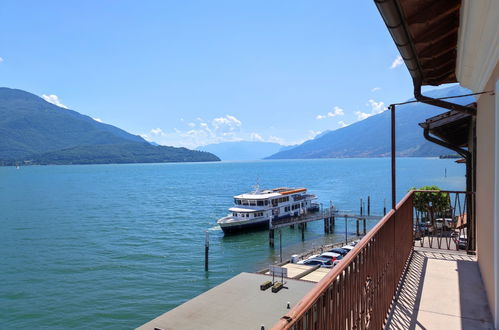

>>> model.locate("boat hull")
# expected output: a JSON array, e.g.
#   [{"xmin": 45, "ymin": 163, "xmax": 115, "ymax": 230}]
[{"xmin": 219, "ymin": 219, "xmax": 270, "ymax": 234}]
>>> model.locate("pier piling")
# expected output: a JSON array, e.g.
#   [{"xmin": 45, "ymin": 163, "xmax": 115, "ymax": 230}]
[
  {"xmin": 368, "ymin": 196, "xmax": 371, "ymax": 216},
  {"xmin": 269, "ymin": 229, "xmax": 275, "ymax": 247},
  {"xmin": 205, "ymin": 231, "xmax": 209, "ymax": 271}
]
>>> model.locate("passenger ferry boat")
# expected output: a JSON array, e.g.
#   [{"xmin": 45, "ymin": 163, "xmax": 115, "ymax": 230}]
[{"xmin": 217, "ymin": 186, "xmax": 319, "ymax": 234}]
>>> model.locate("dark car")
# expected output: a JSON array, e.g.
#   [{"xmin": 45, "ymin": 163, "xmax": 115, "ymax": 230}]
[
  {"xmin": 327, "ymin": 248, "xmax": 349, "ymax": 256},
  {"xmin": 298, "ymin": 257, "xmax": 333, "ymax": 268}
]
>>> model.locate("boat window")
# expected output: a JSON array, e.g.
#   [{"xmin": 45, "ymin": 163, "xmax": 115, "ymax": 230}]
[
  {"xmin": 264, "ymin": 200, "xmax": 269, "ymax": 205},
  {"xmin": 250, "ymin": 200, "xmax": 256, "ymax": 206},
  {"xmin": 257, "ymin": 200, "xmax": 264, "ymax": 206}
]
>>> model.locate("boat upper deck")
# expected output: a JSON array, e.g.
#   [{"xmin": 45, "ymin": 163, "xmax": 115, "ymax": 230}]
[{"xmin": 234, "ymin": 187, "xmax": 307, "ymax": 200}]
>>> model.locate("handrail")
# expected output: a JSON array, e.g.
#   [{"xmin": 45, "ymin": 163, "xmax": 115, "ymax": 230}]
[
  {"xmin": 273, "ymin": 189, "xmax": 471, "ymax": 329},
  {"xmin": 272, "ymin": 190, "xmax": 415, "ymax": 329}
]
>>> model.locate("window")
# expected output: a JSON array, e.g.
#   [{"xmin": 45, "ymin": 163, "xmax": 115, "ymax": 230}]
[{"xmin": 257, "ymin": 200, "xmax": 264, "ymax": 206}]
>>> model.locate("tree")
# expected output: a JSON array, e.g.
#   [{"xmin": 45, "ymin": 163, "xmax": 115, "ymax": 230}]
[{"xmin": 411, "ymin": 185, "xmax": 450, "ymax": 231}]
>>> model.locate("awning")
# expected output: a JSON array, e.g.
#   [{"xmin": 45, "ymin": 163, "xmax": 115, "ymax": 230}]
[{"xmin": 375, "ymin": 0, "xmax": 461, "ymax": 86}]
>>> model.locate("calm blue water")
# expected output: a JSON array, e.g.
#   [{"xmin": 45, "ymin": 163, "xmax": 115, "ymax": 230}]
[{"xmin": 0, "ymin": 158, "xmax": 464, "ymax": 328}]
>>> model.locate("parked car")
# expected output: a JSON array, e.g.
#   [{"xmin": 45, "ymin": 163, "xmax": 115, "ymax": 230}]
[
  {"xmin": 319, "ymin": 252, "xmax": 343, "ymax": 261},
  {"xmin": 435, "ymin": 218, "xmax": 454, "ymax": 230},
  {"xmin": 297, "ymin": 257, "xmax": 333, "ymax": 268},
  {"xmin": 458, "ymin": 235, "xmax": 467, "ymax": 250},
  {"xmin": 327, "ymin": 248, "xmax": 349, "ymax": 256},
  {"xmin": 341, "ymin": 245, "xmax": 355, "ymax": 252},
  {"xmin": 319, "ymin": 252, "xmax": 343, "ymax": 266}
]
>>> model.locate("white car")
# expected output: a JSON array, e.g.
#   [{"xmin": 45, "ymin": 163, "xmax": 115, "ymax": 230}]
[
  {"xmin": 319, "ymin": 252, "xmax": 343, "ymax": 266},
  {"xmin": 341, "ymin": 245, "xmax": 355, "ymax": 251},
  {"xmin": 297, "ymin": 257, "xmax": 333, "ymax": 268}
]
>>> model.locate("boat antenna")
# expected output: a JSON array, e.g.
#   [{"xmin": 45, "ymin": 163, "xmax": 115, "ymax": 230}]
[{"xmin": 253, "ymin": 177, "xmax": 261, "ymax": 194}]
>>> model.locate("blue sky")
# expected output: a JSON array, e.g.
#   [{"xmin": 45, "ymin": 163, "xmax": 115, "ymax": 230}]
[{"xmin": 0, "ymin": 1, "xmax": 441, "ymax": 148}]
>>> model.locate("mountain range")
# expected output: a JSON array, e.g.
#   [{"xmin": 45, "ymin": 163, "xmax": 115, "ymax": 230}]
[
  {"xmin": 0, "ymin": 88, "xmax": 220, "ymax": 165},
  {"xmin": 267, "ymin": 85, "xmax": 473, "ymax": 159},
  {"xmin": 196, "ymin": 141, "xmax": 289, "ymax": 161}
]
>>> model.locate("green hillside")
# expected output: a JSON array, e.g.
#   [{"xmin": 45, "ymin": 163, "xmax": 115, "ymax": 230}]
[{"xmin": 0, "ymin": 87, "xmax": 219, "ymax": 165}]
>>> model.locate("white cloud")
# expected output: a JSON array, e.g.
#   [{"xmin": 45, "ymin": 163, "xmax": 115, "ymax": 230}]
[
  {"xmin": 212, "ymin": 115, "xmax": 242, "ymax": 131},
  {"xmin": 338, "ymin": 121, "xmax": 348, "ymax": 128},
  {"xmin": 0, "ymin": 57, "xmax": 4, "ymax": 63},
  {"xmin": 327, "ymin": 106, "xmax": 344, "ymax": 117},
  {"xmin": 150, "ymin": 128, "xmax": 166, "ymax": 136},
  {"xmin": 268, "ymin": 136, "xmax": 285, "ymax": 145},
  {"xmin": 368, "ymin": 99, "xmax": 386, "ymax": 114},
  {"xmin": 316, "ymin": 106, "xmax": 344, "ymax": 120},
  {"xmin": 308, "ymin": 130, "xmax": 322, "ymax": 139},
  {"xmin": 187, "ymin": 122, "xmax": 196, "ymax": 128},
  {"xmin": 93, "ymin": 118, "xmax": 103, "ymax": 123},
  {"xmin": 355, "ymin": 111, "xmax": 372, "ymax": 120},
  {"xmin": 250, "ymin": 132, "xmax": 264, "ymax": 142},
  {"xmin": 41, "ymin": 94, "xmax": 68, "ymax": 109},
  {"xmin": 390, "ymin": 55, "xmax": 403, "ymax": 69},
  {"xmin": 354, "ymin": 99, "xmax": 387, "ymax": 121},
  {"xmin": 371, "ymin": 87, "xmax": 381, "ymax": 92}
]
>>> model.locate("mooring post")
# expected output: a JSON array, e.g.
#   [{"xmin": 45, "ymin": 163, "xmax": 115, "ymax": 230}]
[
  {"xmin": 383, "ymin": 199, "xmax": 387, "ymax": 216},
  {"xmin": 363, "ymin": 218, "xmax": 366, "ymax": 235},
  {"xmin": 367, "ymin": 196, "xmax": 371, "ymax": 216},
  {"xmin": 356, "ymin": 218, "xmax": 360, "ymax": 236},
  {"xmin": 332, "ymin": 216, "xmax": 335, "ymax": 226},
  {"xmin": 360, "ymin": 198, "xmax": 363, "ymax": 216},
  {"xmin": 269, "ymin": 229, "xmax": 274, "ymax": 247},
  {"xmin": 324, "ymin": 218, "xmax": 328, "ymax": 233},
  {"xmin": 205, "ymin": 231, "xmax": 209, "ymax": 271},
  {"xmin": 344, "ymin": 216, "xmax": 348, "ymax": 244},
  {"xmin": 301, "ymin": 223, "xmax": 305, "ymax": 241}
]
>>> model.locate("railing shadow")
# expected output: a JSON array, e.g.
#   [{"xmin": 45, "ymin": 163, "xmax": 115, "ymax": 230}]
[{"xmin": 385, "ymin": 251, "xmax": 427, "ymax": 330}]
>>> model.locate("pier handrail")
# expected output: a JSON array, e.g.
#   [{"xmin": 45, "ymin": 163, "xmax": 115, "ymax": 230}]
[{"xmin": 272, "ymin": 190, "xmax": 415, "ymax": 329}]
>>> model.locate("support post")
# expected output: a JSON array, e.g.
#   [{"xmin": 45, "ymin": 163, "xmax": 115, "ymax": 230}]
[
  {"xmin": 344, "ymin": 216, "xmax": 348, "ymax": 244},
  {"xmin": 204, "ymin": 231, "xmax": 209, "ymax": 271},
  {"xmin": 363, "ymin": 218, "xmax": 366, "ymax": 235},
  {"xmin": 391, "ymin": 104, "xmax": 396, "ymax": 209},
  {"xmin": 269, "ymin": 229, "xmax": 274, "ymax": 247},
  {"xmin": 368, "ymin": 196, "xmax": 371, "ymax": 216},
  {"xmin": 356, "ymin": 219, "xmax": 360, "ymax": 236},
  {"xmin": 279, "ymin": 229, "xmax": 282, "ymax": 263},
  {"xmin": 301, "ymin": 223, "xmax": 305, "ymax": 241},
  {"xmin": 332, "ymin": 216, "xmax": 335, "ymax": 225},
  {"xmin": 360, "ymin": 198, "xmax": 363, "ymax": 216}
]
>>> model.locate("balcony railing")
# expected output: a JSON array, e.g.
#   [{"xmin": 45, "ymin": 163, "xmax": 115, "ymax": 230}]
[{"xmin": 272, "ymin": 190, "xmax": 472, "ymax": 330}]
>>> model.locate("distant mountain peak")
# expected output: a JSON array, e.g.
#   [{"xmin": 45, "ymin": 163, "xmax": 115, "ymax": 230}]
[{"xmin": 267, "ymin": 85, "xmax": 474, "ymax": 160}]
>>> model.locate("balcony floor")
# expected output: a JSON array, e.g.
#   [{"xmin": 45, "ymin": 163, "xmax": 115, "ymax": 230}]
[{"xmin": 386, "ymin": 247, "xmax": 494, "ymax": 329}]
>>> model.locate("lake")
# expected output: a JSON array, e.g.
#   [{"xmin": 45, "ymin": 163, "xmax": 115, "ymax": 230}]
[{"xmin": 0, "ymin": 158, "xmax": 465, "ymax": 328}]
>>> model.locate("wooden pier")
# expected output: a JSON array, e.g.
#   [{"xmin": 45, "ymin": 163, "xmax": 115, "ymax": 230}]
[{"xmin": 268, "ymin": 199, "xmax": 383, "ymax": 247}]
